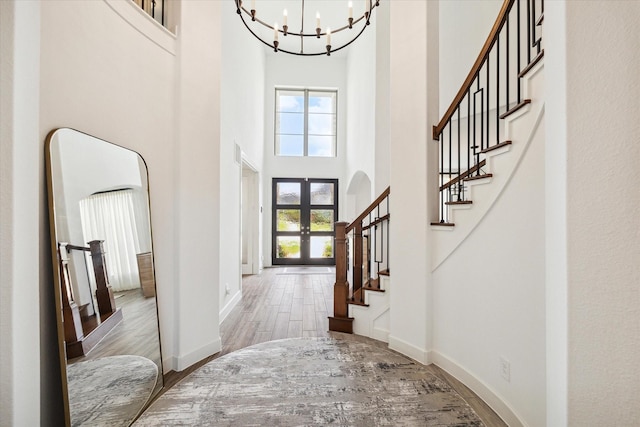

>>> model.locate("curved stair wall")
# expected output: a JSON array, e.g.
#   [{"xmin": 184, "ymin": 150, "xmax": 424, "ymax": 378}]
[
  {"xmin": 431, "ymin": 62, "xmax": 544, "ymax": 268},
  {"xmin": 431, "ymin": 61, "xmax": 545, "ymax": 427}
]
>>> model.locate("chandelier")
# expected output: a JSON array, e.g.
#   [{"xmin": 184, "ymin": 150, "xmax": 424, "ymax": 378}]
[{"xmin": 234, "ymin": 0, "xmax": 380, "ymax": 56}]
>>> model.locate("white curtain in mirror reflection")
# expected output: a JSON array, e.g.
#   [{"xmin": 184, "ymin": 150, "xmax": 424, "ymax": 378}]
[{"xmin": 79, "ymin": 189, "xmax": 141, "ymax": 292}]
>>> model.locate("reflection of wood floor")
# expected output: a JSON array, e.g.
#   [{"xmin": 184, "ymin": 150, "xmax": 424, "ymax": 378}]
[
  {"xmin": 159, "ymin": 267, "xmax": 506, "ymax": 426},
  {"xmin": 68, "ymin": 289, "xmax": 162, "ymax": 371}
]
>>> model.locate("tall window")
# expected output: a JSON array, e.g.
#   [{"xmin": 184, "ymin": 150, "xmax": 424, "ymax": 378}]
[{"xmin": 275, "ymin": 88, "xmax": 337, "ymax": 157}]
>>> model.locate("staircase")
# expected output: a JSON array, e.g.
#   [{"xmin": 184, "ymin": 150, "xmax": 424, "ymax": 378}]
[
  {"xmin": 330, "ymin": 0, "xmax": 544, "ymax": 341},
  {"xmin": 328, "ymin": 187, "xmax": 390, "ymax": 337}
]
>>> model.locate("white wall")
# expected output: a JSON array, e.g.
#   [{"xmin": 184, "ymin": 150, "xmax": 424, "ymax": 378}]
[
  {"xmin": 439, "ymin": 0, "xmax": 503, "ymax": 116},
  {"xmin": 173, "ymin": 0, "xmax": 222, "ymax": 371},
  {"xmin": 219, "ymin": 0, "xmax": 266, "ymax": 320},
  {"xmin": 0, "ymin": 1, "xmax": 45, "ymax": 424},
  {"xmin": 2, "ymin": 0, "xmax": 226, "ymax": 423},
  {"xmin": 374, "ymin": 6, "xmax": 391, "ymax": 194},
  {"xmin": 553, "ymin": 2, "xmax": 640, "ymax": 425},
  {"xmin": 39, "ymin": 0, "xmax": 179, "ymax": 380},
  {"xmin": 544, "ymin": 3, "xmax": 568, "ymax": 425},
  {"xmin": 432, "ymin": 115, "xmax": 547, "ymax": 427},
  {"xmin": 262, "ymin": 55, "xmax": 347, "ymax": 266},
  {"xmin": 345, "ymin": 19, "xmax": 376, "ymax": 199},
  {"xmin": 387, "ymin": 0, "xmax": 438, "ymax": 364}
]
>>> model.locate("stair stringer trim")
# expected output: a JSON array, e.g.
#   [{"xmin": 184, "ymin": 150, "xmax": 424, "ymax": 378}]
[
  {"xmin": 431, "ymin": 63, "xmax": 545, "ymax": 269},
  {"xmin": 349, "ymin": 276, "xmax": 390, "ymax": 343}
]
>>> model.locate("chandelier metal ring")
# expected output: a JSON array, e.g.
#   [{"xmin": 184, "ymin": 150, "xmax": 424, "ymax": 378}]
[{"xmin": 234, "ymin": 0, "xmax": 380, "ymax": 56}]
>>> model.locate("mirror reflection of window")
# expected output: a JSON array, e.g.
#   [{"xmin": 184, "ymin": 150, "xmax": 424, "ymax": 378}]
[{"xmin": 79, "ymin": 189, "xmax": 144, "ymax": 292}]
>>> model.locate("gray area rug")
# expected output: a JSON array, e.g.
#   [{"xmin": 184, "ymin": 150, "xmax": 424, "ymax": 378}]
[
  {"xmin": 68, "ymin": 355, "xmax": 158, "ymax": 427},
  {"xmin": 135, "ymin": 338, "xmax": 484, "ymax": 426}
]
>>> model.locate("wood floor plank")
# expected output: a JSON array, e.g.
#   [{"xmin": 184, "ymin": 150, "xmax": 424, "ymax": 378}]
[
  {"xmin": 302, "ymin": 287, "xmax": 314, "ymax": 304},
  {"xmin": 287, "ymin": 321, "xmax": 303, "ymax": 338},
  {"xmin": 271, "ymin": 312, "xmax": 291, "ymax": 340},
  {"xmin": 279, "ymin": 291, "xmax": 294, "ymax": 313},
  {"xmin": 302, "ymin": 304, "xmax": 316, "ymax": 331},
  {"xmin": 290, "ymin": 298, "xmax": 304, "ymax": 321}
]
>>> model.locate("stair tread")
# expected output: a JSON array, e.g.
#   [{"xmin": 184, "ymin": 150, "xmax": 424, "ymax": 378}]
[
  {"xmin": 431, "ymin": 222, "xmax": 455, "ymax": 227},
  {"xmin": 348, "ymin": 299, "xmax": 370, "ymax": 307},
  {"xmin": 362, "ymin": 285, "xmax": 385, "ymax": 293},
  {"xmin": 464, "ymin": 173, "xmax": 493, "ymax": 182},
  {"xmin": 446, "ymin": 200, "xmax": 473, "ymax": 205},
  {"xmin": 480, "ymin": 140, "xmax": 512, "ymax": 154},
  {"xmin": 378, "ymin": 269, "xmax": 390, "ymax": 276},
  {"xmin": 518, "ymin": 50, "xmax": 544, "ymax": 79},
  {"xmin": 499, "ymin": 100, "xmax": 531, "ymax": 119}
]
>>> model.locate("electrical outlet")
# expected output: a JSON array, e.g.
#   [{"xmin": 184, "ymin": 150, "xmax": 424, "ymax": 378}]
[{"xmin": 499, "ymin": 357, "xmax": 511, "ymax": 382}]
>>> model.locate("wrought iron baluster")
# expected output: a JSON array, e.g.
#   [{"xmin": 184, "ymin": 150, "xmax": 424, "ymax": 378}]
[
  {"xmin": 496, "ymin": 32, "xmax": 500, "ymax": 146},
  {"xmin": 457, "ymin": 107, "xmax": 461, "ymax": 200},
  {"xmin": 517, "ymin": 0, "xmax": 522, "ymax": 102}
]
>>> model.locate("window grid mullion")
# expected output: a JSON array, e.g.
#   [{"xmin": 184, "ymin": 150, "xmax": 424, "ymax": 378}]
[
  {"xmin": 304, "ymin": 89, "xmax": 309, "ymax": 157},
  {"xmin": 275, "ymin": 88, "xmax": 336, "ymax": 157}
]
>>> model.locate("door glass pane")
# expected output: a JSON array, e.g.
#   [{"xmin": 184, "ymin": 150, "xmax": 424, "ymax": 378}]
[
  {"xmin": 310, "ymin": 236, "xmax": 333, "ymax": 258},
  {"xmin": 277, "ymin": 182, "xmax": 301, "ymax": 204},
  {"xmin": 310, "ymin": 183, "xmax": 334, "ymax": 205},
  {"xmin": 276, "ymin": 236, "xmax": 301, "ymax": 259},
  {"xmin": 310, "ymin": 210, "xmax": 334, "ymax": 231},
  {"xmin": 277, "ymin": 209, "xmax": 300, "ymax": 231}
]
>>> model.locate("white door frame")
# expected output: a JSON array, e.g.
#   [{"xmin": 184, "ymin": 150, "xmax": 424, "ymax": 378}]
[{"xmin": 241, "ymin": 157, "xmax": 260, "ymax": 275}]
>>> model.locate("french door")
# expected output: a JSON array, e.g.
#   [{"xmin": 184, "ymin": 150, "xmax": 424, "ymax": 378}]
[{"xmin": 272, "ymin": 178, "xmax": 338, "ymax": 265}]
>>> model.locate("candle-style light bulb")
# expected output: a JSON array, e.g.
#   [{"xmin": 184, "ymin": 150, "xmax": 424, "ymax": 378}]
[
  {"xmin": 316, "ymin": 12, "xmax": 320, "ymax": 29},
  {"xmin": 326, "ymin": 27, "xmax": 331, "ymax": 45},
  {"xmin": 283, "ymin": 9, "xmax": 288, "ymax": 26},
  {"xmin": 251, "ymin": 0, "xmax": 255, "ymax": 10},
  {"xmin": 274, "ymin": 22, "xmax": 279, "ymax": 41},
  {"xmin": 348, "ymin": 1, "xmax": 353, "ymax": 19}
]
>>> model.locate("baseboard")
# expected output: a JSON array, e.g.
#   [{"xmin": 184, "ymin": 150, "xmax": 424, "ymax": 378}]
[
  {"xmin": 219, "ymin": 289, "xmax": 242, "ymax": 323},
  {"xmin": 430, "ymin": 350, "xmax": 526, "ymax": 427},
  {"xmin": 388, "ymin": 335, "xmax": 430, "ymax": 365},
  {"xmin": 174, "ymin": 337, "xmax": 222, "ymax": 372},
  {"xmin": 371, "ymin": 327, "xmax": 389, "ymax": 343}
]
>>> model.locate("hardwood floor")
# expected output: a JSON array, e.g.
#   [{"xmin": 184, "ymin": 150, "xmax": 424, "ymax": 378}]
[
  {"xmin": 67, "ymin": 289, "xmax": 162, "ymax": 369},
  {"xmin": 162, "ymin": 267, "xmax": 334, "ymax": 391},
  {"xmin": 160, "ymin": 267, "xmax": 507, "ymax": 426}
]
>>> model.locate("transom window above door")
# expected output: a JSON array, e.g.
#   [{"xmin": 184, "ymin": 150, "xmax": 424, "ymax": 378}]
[{"xmin": 275, "ymin": 89, "xmax": 337, "ymax": 157}]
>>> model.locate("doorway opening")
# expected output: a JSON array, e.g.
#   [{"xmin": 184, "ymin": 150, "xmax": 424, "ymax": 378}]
[
  {"xmin": 272, "ymin": 178, "xmax": 338, "ymax": 266},
  {"xmin": 241, "ymin": 161, "xmax": 260, "ymax": 275}
]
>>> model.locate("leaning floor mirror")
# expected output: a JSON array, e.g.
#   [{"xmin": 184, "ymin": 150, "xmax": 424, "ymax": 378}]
[{"xmin": 46, "ymin": 128, "xmax": 163, "ymax": 427}]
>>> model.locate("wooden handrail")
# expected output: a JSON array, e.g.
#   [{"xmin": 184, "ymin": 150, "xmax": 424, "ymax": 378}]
[
  {"xmin": 345, "ymin": 186, "xmax": 391, "ymax": 233},
  {"xmin": 66, "ymin": 244, "xmax": 90, "ymax": 252},
  {"xmin": 439, "ymin": 160, "xmax": 486, "ymax": 192},
  {"xmin": 432, "ymin": 0, "xmax": 514, "ymax": 140}
]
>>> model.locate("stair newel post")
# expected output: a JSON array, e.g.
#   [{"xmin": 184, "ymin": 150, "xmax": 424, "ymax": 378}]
[
  {"xmin": 58, "ymin": 243, "xmax": 85, "ymax": 343},
  {"xmin": 353, "ymin": 223, "xmax": 363, "ymax": 303},
  {"xmin": 89, "ymin": 240, "xmax": 116, "ymax": 316},
  {"xmin": 328, "ymin": 221, "xmax": 354, "ymax": 333}
]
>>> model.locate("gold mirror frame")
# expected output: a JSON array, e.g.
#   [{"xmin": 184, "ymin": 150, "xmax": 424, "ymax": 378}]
[{"xmin": 45, "ymin": 128, "xmax": 163, "ymax": 426}]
